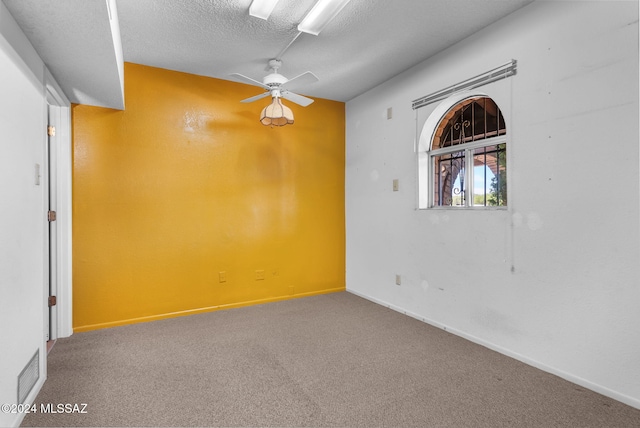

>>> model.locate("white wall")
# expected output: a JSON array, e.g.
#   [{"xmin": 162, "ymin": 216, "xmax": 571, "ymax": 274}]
[
  {"xmin": 346, "ymin": 0, "xmax": 639, "ymax": 409},
  {"xmin": 0, "ymin": 2, "xmax": 69, "ymax": 426}
]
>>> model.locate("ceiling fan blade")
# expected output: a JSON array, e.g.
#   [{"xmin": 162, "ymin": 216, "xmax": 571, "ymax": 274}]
[
  {"xmin": 229, "ymin": 73, "xmax": 270, "ymax": 90},
  {"xmin": 281, "ymin": 71, "xmax": 319, "ymax": 91},
  {"xmin": 282, "ymin": 91, "xmax": 314, "ymax": 107},
  {"xmin": 241, "ymin": 92, "xmax": 271, "ymax": 103}
]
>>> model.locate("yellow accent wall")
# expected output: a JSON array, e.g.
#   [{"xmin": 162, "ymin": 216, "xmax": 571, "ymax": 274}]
[{"xmin": 72, "ymin": 63, "xmax": 345, "ymax": 332}]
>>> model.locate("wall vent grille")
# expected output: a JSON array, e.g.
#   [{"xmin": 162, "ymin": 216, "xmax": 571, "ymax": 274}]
[{"xmin": 17, "ymin": 350, "xmax": 39, "ymax": 404}]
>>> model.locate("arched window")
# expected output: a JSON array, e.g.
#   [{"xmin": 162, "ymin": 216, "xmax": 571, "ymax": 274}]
[{"xmin": 428, "ymin": 96, "xmax": 506, "ymax": 208}]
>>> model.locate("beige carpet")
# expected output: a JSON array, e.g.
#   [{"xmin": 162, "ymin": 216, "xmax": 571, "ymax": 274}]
[{"xmin": 22, "ymin": 292, "xmax": 640, "ymax": 427}]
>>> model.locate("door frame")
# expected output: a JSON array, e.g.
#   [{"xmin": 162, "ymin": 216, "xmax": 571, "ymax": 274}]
[{"xmin": 44, "ymin": 67, "xmax": 72, "ymax": 339}]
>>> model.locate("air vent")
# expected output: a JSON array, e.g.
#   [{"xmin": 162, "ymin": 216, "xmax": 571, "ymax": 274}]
[{"xmin": 17, "ymin": 350, "xmax": 39, "ymax": 404}]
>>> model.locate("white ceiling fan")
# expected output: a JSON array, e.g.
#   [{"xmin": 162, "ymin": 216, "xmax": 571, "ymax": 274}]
[{"xmin": 230, "ymin": 59, "xmax": 318, "ymax": 107}]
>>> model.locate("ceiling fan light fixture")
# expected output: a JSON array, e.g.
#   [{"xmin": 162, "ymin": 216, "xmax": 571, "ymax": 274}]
[
  {"xmin": 249, "ymin": 0, "xmax": 280, "ymax": 20},
  {"xmin": 298, "ymin": 0, "xmax": 352, "ymax": 35},
  {"xmin": 260, "ymin": 97, "xmax": 294, "ymax": 126}
]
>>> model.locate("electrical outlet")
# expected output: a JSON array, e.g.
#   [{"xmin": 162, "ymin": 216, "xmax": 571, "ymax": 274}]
[
  {"xmin": 387, "ymin": 107, "xmax": 393, "ymax": 119},
  {"xmin": 219, "ymin": 271, "xmax": 226, "ymax": 283},
  {"xmin": 393, "ymin": 179, "xmax": 399, "ymax": 191},
  {"xmin": 396, "ymin": 274, "xmax": 401, "ymax": 286},
  {"xmin": 255, "ymin": 270, "xmax": 265, "ymax": 280}
]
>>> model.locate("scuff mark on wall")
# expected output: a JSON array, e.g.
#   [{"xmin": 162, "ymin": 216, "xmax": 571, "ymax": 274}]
[
  {"xmin": 527, "ymin": 213, "xmax": 543, "ymax": 230},
  {"xmin": 472, "ymin": 308, "xmax": 522, "ymax": 338}
]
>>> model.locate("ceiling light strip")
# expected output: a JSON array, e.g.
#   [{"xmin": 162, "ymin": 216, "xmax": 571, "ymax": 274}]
[
  {"xmin": 411, "ymin": 60, "xmax": 517, "ymax": 110},
  {"xmin": 298, "ymin": 0, "xmax": 352, "ymax": 36},
  {"xmin": 249, "ymin": 0, "xmax": 280, "ymax": 20}
]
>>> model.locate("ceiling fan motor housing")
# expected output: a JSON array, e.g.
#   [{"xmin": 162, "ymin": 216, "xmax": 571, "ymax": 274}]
[
  {"xmin": 263, "ymin": 59, "xmax": 287, "ymax": 87},
  {"xmin": 263, "ymin": 72, "xmax": 287, "ymax": 87}
]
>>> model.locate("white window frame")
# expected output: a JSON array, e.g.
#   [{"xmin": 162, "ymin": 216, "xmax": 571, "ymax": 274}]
[
  {"xmin": 417, "ymin": 91, "xmax": 509, "ymax": 210},
  {"xmin": 428, "ymin": 135, "xmax": 507, "ymax": 209}
]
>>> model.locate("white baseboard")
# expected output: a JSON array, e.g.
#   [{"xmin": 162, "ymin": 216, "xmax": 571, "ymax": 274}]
[{"xmin": 346, "ymin": 288, "xmax": 640, "ymax": 410}]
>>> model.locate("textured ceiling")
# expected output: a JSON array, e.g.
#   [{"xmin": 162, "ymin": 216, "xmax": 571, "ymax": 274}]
[
  {"xmin": 2, "ymin": 0, "xmax": 534, "ymax": 108},
  {"xmin": 2, "ymin": 0, "xmax": 124, "ymax": 109}
]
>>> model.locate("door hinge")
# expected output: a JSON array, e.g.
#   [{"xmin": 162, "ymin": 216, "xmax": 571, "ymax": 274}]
[
  {"xmin": 47, "ymin": 210, "xmax": 57, "ymax": 222},
  {"xmin": 48, "ymin": 296, "xmax": 57, "ymax": 307},
  {"xmin": 47, "ymin": 125, "xmax": 56, "ymax": 137}
]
